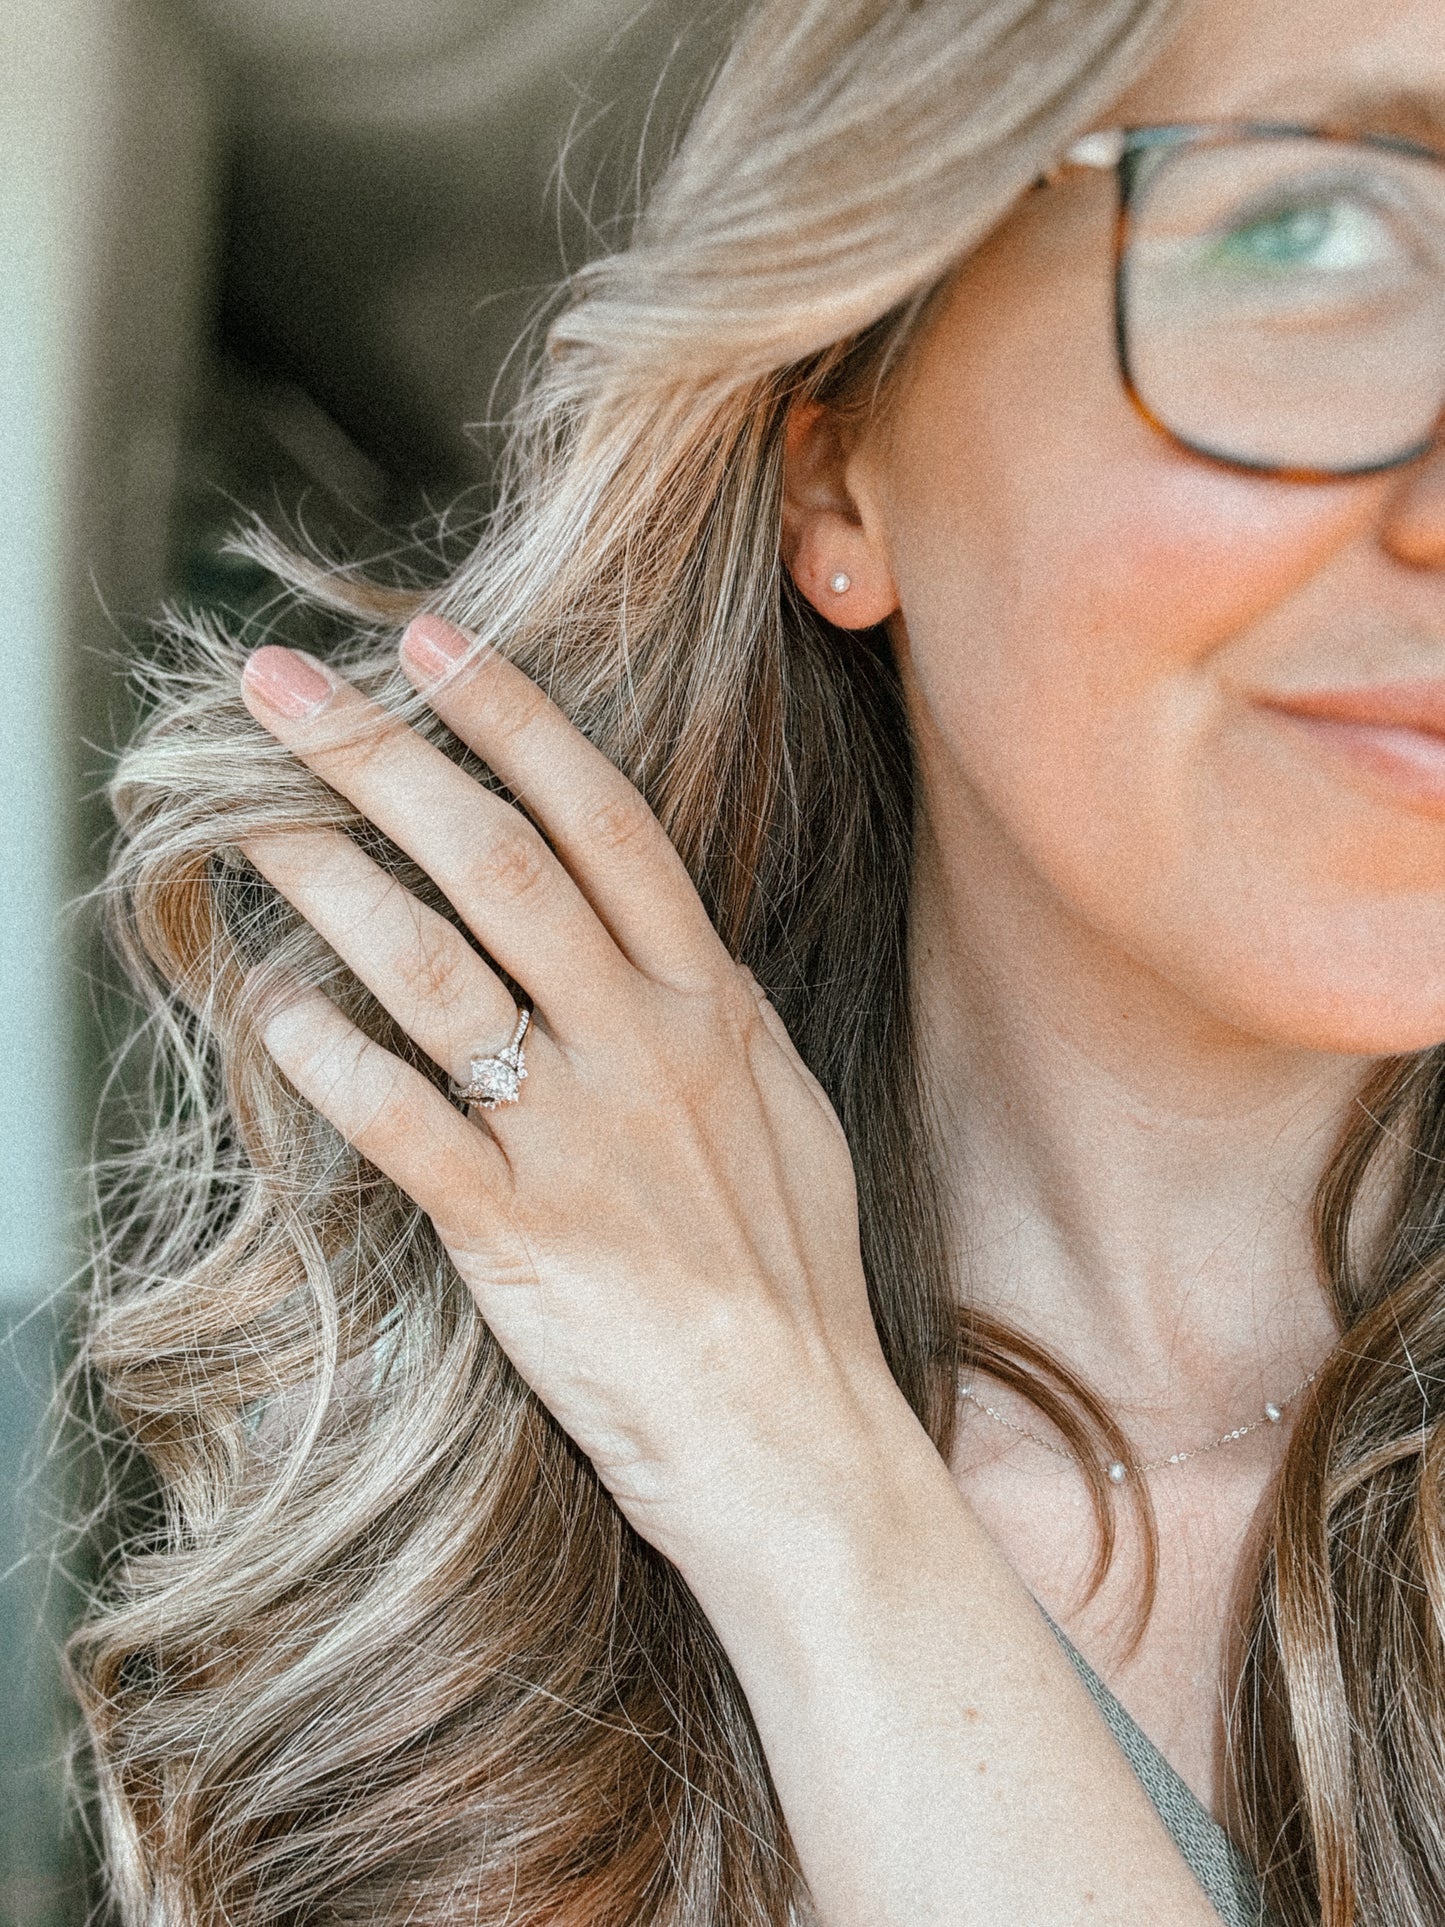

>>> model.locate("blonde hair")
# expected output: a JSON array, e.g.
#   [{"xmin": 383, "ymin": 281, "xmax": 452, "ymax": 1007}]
[{"xmin": 69, "ymin": 2, "xmax": 1445, "ymax": 1922}]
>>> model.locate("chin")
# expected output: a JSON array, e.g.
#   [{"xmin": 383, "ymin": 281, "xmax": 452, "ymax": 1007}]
[
  {"xmin": 1204, "ymin": 968, "xmax": 1445, "ymax": 1058},
  {"xmin": 1128, "ymin": 876, "xmax": 1445, "ymax": 1056}
]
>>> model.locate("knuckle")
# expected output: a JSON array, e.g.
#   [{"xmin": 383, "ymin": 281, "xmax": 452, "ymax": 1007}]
[
  {"xmin": 362, "ymin": 1070, "xmax": 419, "ymax": 1145},
  {"xmin": 703, "ymin": 969, "xmax": 765, "ymax": 1037},
  {"xmin": 396, "ymin": 923, "xmax": 476, "ymax": 1013},
  {"xmin": 578, "ymin": 787, "xmax": 655, "ymax": 858},
  {"xmin": 484, "ymin": 678, "xmax": 552, "ymax": 750},
  {"xmin": 465, "ymin": 827, "xmax": 551, "ymax": 903},
  {"xmin": 338, "ymin": 712, "xmax": 408, "ymax": 777},
  {"xmin": 648, "ymin": 985, "xmax": 752, "ymax": 1089}
]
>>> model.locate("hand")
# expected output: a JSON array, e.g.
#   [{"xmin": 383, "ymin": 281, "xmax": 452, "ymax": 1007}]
[
  {"xmin": 237, "ymin": 621, "xmax": 1224, "ymax": 1927},
  {"xmin": 238, "ymin": 615, "xmax": 900, "ymax": 1567}
]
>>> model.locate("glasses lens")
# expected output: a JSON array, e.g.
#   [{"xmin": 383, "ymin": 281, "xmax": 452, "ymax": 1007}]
[{"xmin": 1121, "ymin": 134, "xmax": 1445, "ymax": 473}]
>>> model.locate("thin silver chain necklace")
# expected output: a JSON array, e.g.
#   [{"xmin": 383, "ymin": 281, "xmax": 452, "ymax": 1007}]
[{"xmin": 958, "ymin": 1371, "xmax": 1319, "ymax": 1485}]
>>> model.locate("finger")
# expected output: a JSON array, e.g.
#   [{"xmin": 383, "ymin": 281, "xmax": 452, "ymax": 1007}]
[
  {"xmin": 397, "ymin": 616, "xmax": 728, "ymax": 988},
  {"xmin": 258, "ymin": 982, "xmax": 511, "ymax": 1250},
  {"xmin": 241, "ymin": 825, "xmax": 527, "ymax": 1088},
  {"xmin": 239, "ymin": 648, "xmax": 629, "ymax": 1040}
]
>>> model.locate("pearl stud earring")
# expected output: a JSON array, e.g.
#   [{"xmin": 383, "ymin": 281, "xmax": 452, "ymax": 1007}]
[{"xmin": 829, "ymin": 572, "xmax": 852, "ymax": 595}]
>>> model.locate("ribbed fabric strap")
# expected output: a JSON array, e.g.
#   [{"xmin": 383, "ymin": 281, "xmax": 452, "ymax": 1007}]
[{"xmin": 1044, "ymin": 1615, "xmax": 1273, "ymax": 1927}]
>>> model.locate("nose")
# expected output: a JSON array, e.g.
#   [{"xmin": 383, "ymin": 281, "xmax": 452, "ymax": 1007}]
[{"xmin": 1381, "ymin": 425, "xmax": 1445, "ymax": 570}]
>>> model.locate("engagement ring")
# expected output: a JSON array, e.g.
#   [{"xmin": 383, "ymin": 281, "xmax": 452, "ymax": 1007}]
[{"xmin": 449, "ymin": 1006, "xmax": 531, "ymax": 1109}]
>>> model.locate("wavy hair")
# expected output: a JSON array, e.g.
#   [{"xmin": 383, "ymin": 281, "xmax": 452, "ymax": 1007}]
[{"xmin": 68, "ymin": 1, "xmax": 1445, "ymax": 1922}]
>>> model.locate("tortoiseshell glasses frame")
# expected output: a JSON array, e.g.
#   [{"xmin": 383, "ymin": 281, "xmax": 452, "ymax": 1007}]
[{"xmin": 1052, "ymin": 121, "xmax": 1445, "ymax": 484}]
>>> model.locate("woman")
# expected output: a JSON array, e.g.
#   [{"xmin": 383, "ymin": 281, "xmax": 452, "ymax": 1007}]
[{"xmin": 72, "ymin": 0, "xmax": 1445, "ymax": 1920}]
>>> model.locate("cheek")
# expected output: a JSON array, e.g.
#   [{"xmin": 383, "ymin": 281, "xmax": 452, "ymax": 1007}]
[
  {"xmin": 893, "ymin": 428, "xmax": 1365, "ymax": 826},
  {"xmin": 914, "ymin": 427, "xmax": 1366, "ymax": 692},
  {"xmin": 890, "ymin": 440, "xmax": 1445, "ymax": 1052}
]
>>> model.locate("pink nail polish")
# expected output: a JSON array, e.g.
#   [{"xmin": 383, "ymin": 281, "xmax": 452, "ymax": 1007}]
[
  {"xmin": 243, "ymin": 647, "xmax": 334, "ymax": 718},
  {"xmin": 401, "ymin": 615, "xmax": 469, "ymax": 677}
]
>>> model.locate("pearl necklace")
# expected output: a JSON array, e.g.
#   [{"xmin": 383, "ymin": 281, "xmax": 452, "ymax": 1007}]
[{"xmin": 958, "ymin": 1371, "xmax": 1319, "ymax": 1484}]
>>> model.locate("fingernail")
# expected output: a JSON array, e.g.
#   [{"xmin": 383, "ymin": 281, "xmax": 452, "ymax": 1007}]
[
  {"xmin": 401, "ymin": 615, "xmax": 470, "ymax": 678},
  {"xmin": 243, "ymin": 647, "xmax": 334, "ymax": 718}
]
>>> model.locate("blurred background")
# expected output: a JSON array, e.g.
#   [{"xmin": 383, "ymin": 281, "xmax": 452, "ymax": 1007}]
[{"xmin": 1, "ymin": 2, "xmax": 740, "ymax": 1917}]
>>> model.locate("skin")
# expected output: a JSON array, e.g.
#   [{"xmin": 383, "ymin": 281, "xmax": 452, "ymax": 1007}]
[
  {"xmin": 787, "ymin": 0, "xmax": 1445, "ymax": 1812},
  {"xmin": 238, "ymin": 0, "xmax": 1445, "ymax": 1917}
]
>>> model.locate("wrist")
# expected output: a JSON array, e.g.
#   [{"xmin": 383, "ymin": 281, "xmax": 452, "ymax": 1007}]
[{"xmin": 661, "ymin": 1369, "xmax": 965, "ymax": 1624}]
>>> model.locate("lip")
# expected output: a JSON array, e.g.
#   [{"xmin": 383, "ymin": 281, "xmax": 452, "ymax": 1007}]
[{"xmin": 1256, "ymin": 682, "xmax": 1445, "ymax": 811}]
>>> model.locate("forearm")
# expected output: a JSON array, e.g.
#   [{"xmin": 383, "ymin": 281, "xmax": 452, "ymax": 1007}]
[{"xmin": 673, "ymin": 1390, "xmax": 1224, "ymax": 1927}]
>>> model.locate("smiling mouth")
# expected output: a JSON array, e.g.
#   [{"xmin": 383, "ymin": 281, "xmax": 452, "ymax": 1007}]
[{"xmin": 1258, "ymin": 683, "xmax": 1445, "ymax": 811}]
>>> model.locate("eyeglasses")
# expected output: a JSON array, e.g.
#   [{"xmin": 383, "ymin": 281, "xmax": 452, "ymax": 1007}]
[{"xmin": 1056, "ymin": 123, "xmax": 1445, "ymax": 481}]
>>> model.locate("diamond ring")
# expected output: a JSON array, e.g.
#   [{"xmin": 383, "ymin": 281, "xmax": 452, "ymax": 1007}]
[{"xmin": 449, "ymin": 1006, "xmax": 531, "ymax": 1109}]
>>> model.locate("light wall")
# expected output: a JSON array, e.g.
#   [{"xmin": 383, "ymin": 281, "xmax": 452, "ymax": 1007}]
[
  {"xmin": 1, "ymin": 4, "xmax": 212, "ymax": 1918},
  {"xmin": 2, "ymin": 0, "xmax": 212, "ymax": 1296}
]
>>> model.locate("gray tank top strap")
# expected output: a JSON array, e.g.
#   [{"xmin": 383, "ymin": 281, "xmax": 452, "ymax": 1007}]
[{"xmin": 1043, "ymin": 1613, "xmax": 1273, "ymax": 1927}]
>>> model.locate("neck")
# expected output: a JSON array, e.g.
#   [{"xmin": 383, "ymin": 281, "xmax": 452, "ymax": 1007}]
[{"xmin": 909, "ymin": 807, "xmax": 1389, "ymax": 1434}]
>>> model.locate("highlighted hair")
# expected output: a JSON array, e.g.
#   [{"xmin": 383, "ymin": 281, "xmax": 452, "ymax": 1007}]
[{"xmin": 70, "ymin": 2, "xmax": 1445, "ymax": 1922}]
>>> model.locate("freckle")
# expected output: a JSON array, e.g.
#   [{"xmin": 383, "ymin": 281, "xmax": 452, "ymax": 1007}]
[
  {"xmin": 976, "ymin": 1761, "xmax": 987, "ymax": 1773},
  {"xmin": 964, "ymin": 1706, "xmax": 980, "ymax": 1722}
]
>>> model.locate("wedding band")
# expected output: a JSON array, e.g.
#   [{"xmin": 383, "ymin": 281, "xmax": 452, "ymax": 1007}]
[{"xmin": 449, "ymin": 1006, "xmax": 531, "ymax": 1109}]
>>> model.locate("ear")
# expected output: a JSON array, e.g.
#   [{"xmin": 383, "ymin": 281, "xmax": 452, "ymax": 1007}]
[{"xmin": 781, "ymin": 400, "xmax": 900, "ymax": 629}]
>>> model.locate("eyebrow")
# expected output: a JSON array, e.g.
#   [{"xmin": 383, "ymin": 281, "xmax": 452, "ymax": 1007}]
[{"xmin": 1240, "ymin": 83, "xmax": 1445, "ymax": 153}]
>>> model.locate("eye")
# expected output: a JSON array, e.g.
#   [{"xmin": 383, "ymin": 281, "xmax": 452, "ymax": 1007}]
[{"xmin": 1212, "ymin": 195, "xmax": 1399, "ymax": 274}]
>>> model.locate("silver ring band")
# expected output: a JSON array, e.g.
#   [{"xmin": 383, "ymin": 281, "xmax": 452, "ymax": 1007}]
[{"xmin": 449, "ymin": 1006, "xmax": 531, "ymax": 1109}]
